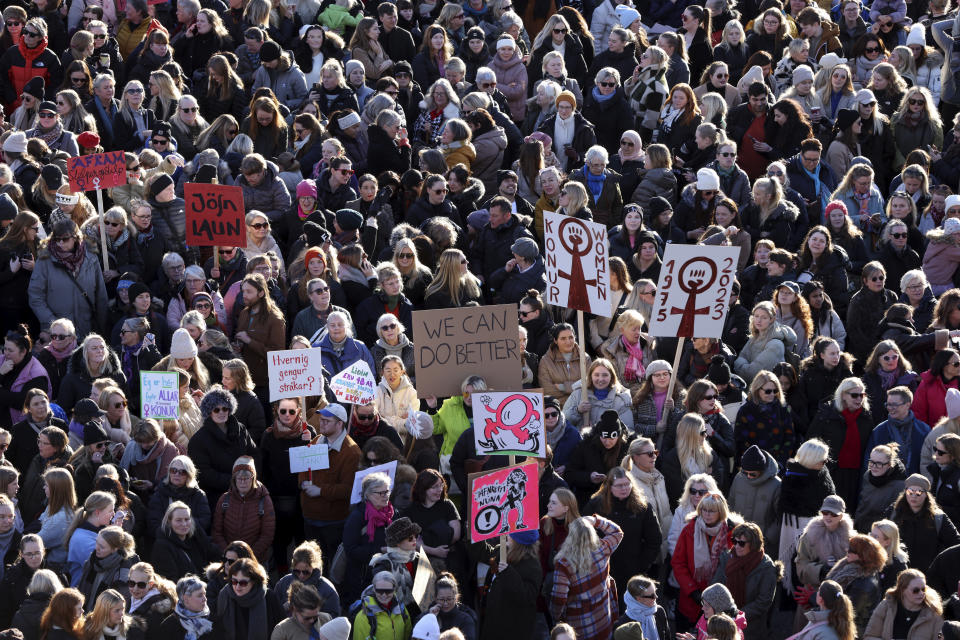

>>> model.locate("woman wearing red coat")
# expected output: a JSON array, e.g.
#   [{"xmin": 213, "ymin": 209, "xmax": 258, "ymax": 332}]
[
  {"xmin": 671, "ymin": 492, "xmax": 739, "ymax": 630},
  {"xmin": 912, "ymin": 348, "xmax": 960, "ymax": 428}
]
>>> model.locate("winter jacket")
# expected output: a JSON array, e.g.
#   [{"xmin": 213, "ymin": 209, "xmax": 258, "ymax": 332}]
[
  {"xmin": 12, "ymin": 592, "xmax": 50, "ymax": 640},
  {"xmin": 631, "ymin": 168, "xmax": 678, "ymax": 211},
  {"xmin": 56, "ymin": 346, "xmax": 126, "ymax": 413},
  {"xmin": 864, "ymin": 597, "xmax": 943, "ymax": 640},
  {"xmin": 713, "ymin": 552, "xmax": 780, "ymax": 640},
  {"xmin": 236, "ymin": 162, "xmax": 293, "ymax": 223},
  {"xmin": 659, "ymin": 447, "xmax": 727, "ymax": 506},
  {"xmin": 487, "ymin": 50, "xmax": 527, "ymax": 121},
  {"xmin": 366, "ymin": 124, "xmax": 413, "ymax": 178},
  {"xmin": 923, "ymin": 226, "xmax": 960, "ymax": 292},
  {"xmin": 589, "ymin": 0, "xmax": 627, "ymax": 53},
  {"xmin": 568, "ymin": 168, "xmax": 623, "ymax": 229},
  {"xmin": 0, "ymin": 36, "xmax": 61, "ymax": 110},
  {"xmin": 581, "ymin": 89, "xmax": 635, "ymax": 156},
  {"xmin": 672, "ymin": 515, "xmax": 737, "ymax": 622},
  {"xmin": 863, "ymin": 412, "xmax": 929, "ymax": 475},
  {"xmin": 795, "ymin": 360, "xmax": 854, "ymax": 427},
  {"xmin": 146, "ymin": 482, "xmax": 211, "ymax": 536},
  {"xmin": 741, "ymin": 199, "xmax": 801, "ymax": 253},
  {"xmin": 212, "ymin": 481, "xmax": 276, "ymax": 559},
  {"xmin": 28, "ymin": 246, "xmax": 108, "ymax": 339},
  {"xmin": 785, "ymin": 153, "xmax": 839, "ymax": 225},
  {"xmin": 480, "ymin": 551, "xmax": 541, "ymax": 640},
  {"xmin": 149, "ymin": 527, "xmax": 219, "ymax": 581},
  {"xmin": 538, "ymin": 345, "xmax": 588, "ymax": 405},
  {"xmin": 317, "ymin": 332, "xmax": 376, "ymax": 378},
  {"xmin": 891, "ymin": 111, "xmax": 944, "ymax": 168},
  {"xmin": 780, "ymin": 459, "xmax": 837, "ymax": 519},
  {"xmin": 488, "ymin": 256, "xmax": 546, "ymax": 304},
  {"xmin": 734, "ymin": 324, "xmax": 798, "ymax": 382},
  {"xmin": 728, "ymin": 450, "xmax": 782, "ymax": 545},
  {"xmin": 808, "ymin": 399, "xmax": 874, "ymax": 467},
  {"xmin": 537, "ymin": 112, "xmax": 597, "ymax": 173},
  {"xmin": 796, "ymin": 514, "xmax": 854, "ymax": 586},
  {"xmin": 471, "ymin": 213, "xmax": 536, "ymax": 284},
  {"xmin": 186, "ymin": 416, "xmax": 258, "ymax": 509},
  {"xmin": 893, "ymin": 504, "xmax": 960, "ymax": 573},
  {"xmin": 855, "ymin": 463, "xmax": 907, "ymax": 532},
  {"xmin": 930, "ymin": 462, "xmax": 960, "ymax": 529},
  {"xmin": 914, "ymin": 370, "xmax": 960, "ymax": 428},
  {"xmin": 562, "ymin": 382, "xmax": 634, "ymax": 432}
]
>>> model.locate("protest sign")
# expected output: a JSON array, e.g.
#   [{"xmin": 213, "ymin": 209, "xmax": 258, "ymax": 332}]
[
  {"xmin": 473, "ymin": 391, "xmax": 545, "ymax": 457},
  {"xmin": 469, "ymin": 462, "xmax": 539, "ymax": 543},
  {"xmin": 67, "ymin": 151, "xmax": 126, "ymax": 192},
  {"xmin": 184, "ymin": 184, "xmax": 246, "ymax": 248},
  {"xmin": 647, "ymin": 244, "xmax": 741, "ymax": 338},
  {"xmin": 288, "ymin": 443, "xmax": 330, "ymax": 473},
  {"xmin": 412, "ymin": 304, "xmax": 521, "ymax": 398},
  {"xmin": 267, "ymin": 348, "xmax": 325, "ymax": 401},
  {"xmin": 350, "ymin": 460, "xmax": 399, "ymax": 503},
  {"xmin": 140, "ymin": 371, "xmax": 180, "ymax": 420},
  {"xmin": 330, "ymin": 360, "xmax": 376, "ymax": 405},
  {"xmin": 543, "ymin": 212, "xmax": 610, "ymax": 315}
]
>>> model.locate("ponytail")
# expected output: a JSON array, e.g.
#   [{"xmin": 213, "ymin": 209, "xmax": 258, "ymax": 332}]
[{"xmin": 63, "ymin": 492, "xmax": 115, "ymax": 552}]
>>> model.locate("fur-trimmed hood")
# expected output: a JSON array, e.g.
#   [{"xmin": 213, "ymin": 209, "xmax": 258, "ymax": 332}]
[
  {"xmin": 801, "ymin": 513, "xmax": 853, "ymax": 561},
  {"xmin": 65, "ymin": 343, "xmax": 123, "ymax": 381},
  {"xmin": 926, "ymin": 227, "xmax": 960, "ymax": 245}
]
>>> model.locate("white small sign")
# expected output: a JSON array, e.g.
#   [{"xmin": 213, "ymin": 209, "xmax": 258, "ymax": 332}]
[
  {"xmin": 288, "ymin": 443, "xmax": 330, "ymax": 473},
  {"xmin": 648, "ymin": 245, "xmax": 741, "ymax": 338},
  {"xmin": 330, "ymin": 360, "xmax": 376, "ymax": 405},
  {"xmin": 350, "ymin": 460, "xmax": 399, "ymax": 504},
  {"xmin": 268, "ymin": 348, "xmax": 325, "ymax": 401}
]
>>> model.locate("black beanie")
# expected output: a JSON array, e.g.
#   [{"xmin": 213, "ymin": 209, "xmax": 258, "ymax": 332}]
[
  {"xmin": 0, "ymin": 193, "xmax": 16, "ymax": 222},
  {"xmin": 741, "ymin": 445, "xmax": 767, "ymax": 473},
  {"xmin": 595, "ymin": 410, "xmax": 623, "ymax": 436},
  {"xmin": 648, "ymin": 196, "xmax": 672, "ymax": 216},
  {"xmin": 83, "ymin": 420, "xmax": 109, "ymax": 446},
  {"xmin": 194, "ymin": 164, "xmax": 217, "ymax": 183},
  {"xmin": 149, "ymin": 173, "xmax": 174, "ymax": 198},
  {"xmin": 23, "ymin": 76, "xmax": 44, "ymax": 100},
  {"xmin": 544, "ymin": 396, "xmax": 561, "ymax": 412},
  {"xmin": 302, "ymin": 220, "xmax": 329, "ymax": 246},
  {"xmin": 707, "ymin": 354, "xmax": 731, "ymax": 385},
  {"xmin": 128, "ymin": 281, "xmax": 151, "ymax": 302}
]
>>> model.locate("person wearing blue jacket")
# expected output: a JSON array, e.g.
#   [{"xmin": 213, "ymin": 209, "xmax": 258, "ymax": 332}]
[
  {"xmin": 544, "ymin": 396, "xmax": 582, "ymax": 474},
  {"xmin": 65, "ymin": 490, "xmax": 118, "ymax": 587},
  {"xmin": 862, "ymin": 386, "xmax": 931, "ymax": 475},
  {"xmin": 317, "ymin": 310, "xmax": 377, "ymax": 378}
]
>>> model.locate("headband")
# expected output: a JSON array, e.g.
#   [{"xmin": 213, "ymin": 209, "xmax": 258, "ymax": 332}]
[
  {"xmin": 56, "ymin": 192, "xmax": 79, "ymax": 206},
  {"xmin": 337, "ymin": 111, "xmax": 361, "ymax": 130}
]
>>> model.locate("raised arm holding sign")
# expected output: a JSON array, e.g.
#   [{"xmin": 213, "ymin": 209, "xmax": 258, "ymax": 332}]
[{"xmin": 67, "ymin": 151, "xmax": 126, "ymax": 272}]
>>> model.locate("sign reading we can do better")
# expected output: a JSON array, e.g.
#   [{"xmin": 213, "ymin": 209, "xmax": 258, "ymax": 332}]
[
  {"xmin": 543, "ymin": 212, "xmax": 610, "ymax": 316},
  {"xmin": 648, "ymin": 245, "xmax": 741, "ymax": 339}
]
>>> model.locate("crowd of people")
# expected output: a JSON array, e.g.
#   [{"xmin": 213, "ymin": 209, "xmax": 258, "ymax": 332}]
[{"xmin": 4, "ymin": 0, "xmax": 960, "ymax": 638}]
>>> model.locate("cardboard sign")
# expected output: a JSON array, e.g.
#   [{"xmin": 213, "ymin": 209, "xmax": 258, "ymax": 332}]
[
  {"xmin": 543, "ymin": 211, "xmax": 611, "ymax": 315},
  {"xmin": 350, "ymin": 460, "xmax": 398, "ymax": 504},
  {"xmin": 289, "ymin": 443, "xmax": 330, "ymax": 473},
  {"xmin": 469, "ymin": 462, "xmax": 539, "ymax": 542},
  {"xmin": 140, "ymin": 371, "xmax": 180, "ymax": 420},
  {"xmin": 330, "ymin": 360, "xmax": 376, "ymax": 405},
  {"xmin": 473, "ymin": 391, "xmax": 545, "ymax": 457},
  {"xmin": 647, "ymin": 244, "xmax": 741, "ymax": 338},
  {"xmin": 184, "ymin": 183, "xmax": 246, "ymax": 248},
  {"xmin": 412, "ymin": 305, "xmax": 522, "ymax": 398},
  {"xmin": 67, "ymin": 151, "xmax": 126, "ymax": 192},
  {"xmin": 268, "ymin": 348, "xmax": 325, "ymax": 401}
]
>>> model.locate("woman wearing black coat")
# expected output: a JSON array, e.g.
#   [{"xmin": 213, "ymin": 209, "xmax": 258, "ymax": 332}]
[
  {"xmin": 808, "ymin": 389, "xmax": 875, "ymax": 510},
  {"xmin": 112, "ymin": 104, "xmax": 159, "ymax": 153},
  {"xmin": 794, "ymin": 341, "xmax": 855, "ymax": 427},
  {"xmin": 564, "ymin": 420, "xmax": 630, "ymax": 506},
  {"xmin": 149, "ymin": 501, "xmax": 219, "ymax": 582},
  {"xmin": 930, "ymin": 434, "xmax": 960, "ymax": 529},
  {"xmin": 527, "ymin": 30, "xmax": 588, "ymax": 92},
  {"xmin": 581, "ymin": 81, "xmax": 635, "ymax": 155},
  {"xmin": 582, "ymin": 467, "xmax": 662, "ymax": 596},
  {"xmin": 479, "ymin": 536, "xmax": 541, "ymax": 640},
  {"xmin": 587, "ymin": 36, "xmax": 639, "ymax": 91},
  {"xmin": 172, "ymin": 12, "xmax": 233, "ymax": 79},
  {"xmin": 146, "ymin": 457, "xmax": 212, "ymax": 537},
  {"xmin": 366, "ymin": 119, "xmax": 413, "ymax": 179}
]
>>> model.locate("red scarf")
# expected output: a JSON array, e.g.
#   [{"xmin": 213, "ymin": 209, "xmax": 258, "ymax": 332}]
[
  {"xmin": 838, "ymin": 407, "xmax": 863, "ymax": 468},
  {"xmin": 725, "ymin": 548, "xmax": 763, "ymax": 605}
]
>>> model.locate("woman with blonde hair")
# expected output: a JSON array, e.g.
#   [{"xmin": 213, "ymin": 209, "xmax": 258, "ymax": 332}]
[
  {"xmin": 734, "ymin": 301, "xmax": 798, "ymax": 381},
  {"xmin": 817, "ymin": 63, "xmax": 857, "ymax": 125},
  {"xmin": 112, "ymin": 80, "xmax": 158, "ymax": 151},
  {"xmin": 870, "ymin": 519, "xmax": 909, "ymax": 591},
  {"xmin": 562, "ymin": 358, "xmax": 634, "ymax": 430},
  {"xmin": 146, "ymin": 70, "xmax": 181, "ymax": 122},
  {"xmin": 557, "ymin": 181, "xmax": 592, "ymax": 220},
  {"xmin": 145, "ymin": 454, "xmax": 210, "ymax": 536},
  {"xmin": 863, "ymin": 568, "xmax": 943, "ymax": 640},
  {"xmin": 540, "ymin": 487, "xmax": 580, "ymax": 588},
  {"xmin": 49, "ymin": 184, "xmax": 96, "ymax": 228},
  {"xmin": 598, "ymin": 310, "xmax": 653, "ymax": 394},
  {"xmin": 661, "ymin": 414, "xmax": 726, "ymax": 505},
  {"xmin": 891, "ymin": 87, "xmax": 943, "ymax": 169},
  {"xmin": 392, "ymin": 238, "xmax": 432, "ymax": 308},
  {"xmin": 81, "ymin": 589, "xmax": 145, "ymax": 640},
  {"xmin": 423, "ymin": 248, "xmax": 482, "ymax": 308},
  {"xmin": 75, "ymin": 525, "xmax": 138, "ymax": 608},
  {"xmin": 125, "ymin": 561, "xmax": 177, "ymax": 630},
  {"xmin": 550, "ymin": 515, "xmax": 624, "ymax": 640},
  {"xmin": 195, "ymin": 113, "xmax": 240, "ymax": 156}
]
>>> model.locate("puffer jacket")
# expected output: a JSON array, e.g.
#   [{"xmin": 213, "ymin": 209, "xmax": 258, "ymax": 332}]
[
  {"xmin": 589, "ymin": 0, "xmax": 625, "ymax": 54},
  {"xmin": 631, "ymin": 168, "xmax": 678, "ymax": 210},
  {"xmin": 147, "ymin": 194, "xmax": 188, "ymax": 257},
  {"xmin": 28, "ymin": 245, "xmax": 108, "ymax": 339},
  {"xmin": 562, "ymin": 381, "xmax": 634, "ymax": 431},
  {"xmin": 471, "ymin": 127, "xmax": 508, "ymax": 194},
  {"xmin": 728, "ymin": 450, "xmax": 782, "ymax": 545},
  {"xmin": 854, "ymin": 463, "xmax": 906, "ymax": 532},
  {"xmin": 923, "ymin": 227, "xmax": 960, "ymax": 292},
  {"xmin": 373, "ymin": 375, "xmax": 418, "ymax": 435},
  {"xmin": 0, "ymin": 36, "xmax": 61, "ymax": 110},
  {"xmin": 931, "ymin": 14, "xmax": 960, "ymax": 107},
  {"xmin": 236, "ymin": 162, "xmax": 293, "ymax": 223},
  {"xmin": 487, "ymin": 50, "xmax": 527, "ymax": 121},
  {"xmin": 734, "ymin": 324, "xmax": 797, "ymax": 382},
  {"xmin": 705, "ymin": 161, "xmax": 753, "ymax": 210},
  {"xmin": 211, "ymin": 481, "xmax": 276, "ymax": 560},
  {"xmin": 741, "ymin": 199, "xmax": 800, "ymax": 252},
  {"xmin": 864, "ymin": 597, "xmax": 943, "ymax": 640},
  {"xmin": 57, "ymin": 343, "xmax": 125, "ymax": 412}
]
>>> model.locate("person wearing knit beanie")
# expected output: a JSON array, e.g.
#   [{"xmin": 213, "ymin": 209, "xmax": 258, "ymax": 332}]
[
  {"xmin": 905, "ymin": 473, "xmax": 931, "ymax": 493},
  {"xmin": 412, "ymin": 613, "xmax": 440, "ymax": 640},
  {"xmin": 556, "ymin": 90, "xmax": 577, "ymax": 109},
  {"xmin": 150, "ymin": 173, "xmax": 175, "ymax": 199},
  {"xmin": 128, "ymin": 281, "xmax": 152, "ymax": 305},
  {"xmin": 169, "ymin": 327, "xmax": 198, "ymax": 359},
  {"xmin": 616, "ymin": 4, "xmax": 641, "ymax": 28},
  {"xmin": 194, "ymin": 164, "xmax": 217, "ymax": 183},
  {"xmin": 317, "ymin": 617, "xmax": 351, "ymax": 640},
  {"xmin": 906, "ymin": 23, "xmax": 926, "ymax": 47},
  {"xmin": 792, "ymin": 64, "xmax": 814, "ymax": 85},
  {"xmin": 614, "ymin": 622, "xmax": 646, "ymax": 640},
  {"xmin": 740, "ymin": 445, "xmax": 767, "ymax": 472},
  {"xmin": 946, "ymin": 388, "xmax": 960, "ymax": 420},
  {"xmin": 707, "ymin": 354, "xmax": 731, "ymax": 386},
  {"xmin": 701, "ymin": 583, "xmax": 737, "ymax": 616}
]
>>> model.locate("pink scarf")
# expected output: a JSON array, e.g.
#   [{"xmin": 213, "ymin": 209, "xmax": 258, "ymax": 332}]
[
  {"xmin": 622, "ymin": 336, "xmax": 646, "ymax": 382},
  {"xmin": 364, "ymin": 501, "xmax": 395, "ymax": 542},
  {"xmin": 44, "ymin": 337, "xmax": 77, "ymax": 361}
]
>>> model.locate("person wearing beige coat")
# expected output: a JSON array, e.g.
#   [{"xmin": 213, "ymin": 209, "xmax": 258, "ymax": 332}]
[
  {"xmin": 863, "ymin": 574, "xmax": 944, "ymax": 640},
  {"xmin": 538, "ymin": 327, "xmax": 591, "ymax": 405}
]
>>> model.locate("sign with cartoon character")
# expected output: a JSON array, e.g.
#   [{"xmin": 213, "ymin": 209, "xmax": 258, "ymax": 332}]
[
  {"xmin": 468, "ymin": 462, "xmax": 539, "ymax": 543},
  {"xmin": 472, "ymin": 391, "xmax": 545, "ymax": 457},
  {"xmin": 647, "ymin": 245, "xmax": 741, "ymax": 338},
  {"xmin": 543, "ymin": 211, "xmax": 610, "ymax": 316}
]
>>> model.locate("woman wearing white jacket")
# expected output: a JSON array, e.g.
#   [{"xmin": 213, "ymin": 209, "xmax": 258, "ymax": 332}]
[
  {"xmin": 374, "ymin": 355, "xmax": 419, "ymax": 438},
  {"xmin": 734, "ymin": 301, "xmax": 798, "ymax": 383},
  {"xmin": 562, "ymin": 358, "xmax": 634, "ymax": 431}
]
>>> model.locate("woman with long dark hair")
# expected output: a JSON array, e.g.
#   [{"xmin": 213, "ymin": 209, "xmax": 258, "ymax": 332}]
[
  {"xmin": 891, "ymin": 476, "xmax": 960, "ymax": 573},
  {"xmin": 797, "ymin": 225, "xmax": 852, "ymax": 316}
]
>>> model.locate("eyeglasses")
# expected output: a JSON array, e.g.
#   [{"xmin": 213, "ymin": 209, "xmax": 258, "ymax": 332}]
[
  {"xmin": 398, "ymin": 252, "xmax": 414, "ymax": 259},
  {"xmin": 544, "ymin": 411, "xmax": 559, "ymax": 419},
  {"xmin": 868, "ymin": 459, "xmax": 890, "ymax": 468},
  {"xmin": 553, "ymin": 27, "xmax": 568, "ymax": 34},
  {"xmin": 113, "ymin": 400, "xmax": 127, "ymax": 408},
  {"xmin": 891, "ymin": 232, "xmax": 907, "ymax": 239},
  {"xmin": 371, "ymin": 489, "xmax": 390, "ymax": 497},
  {"xmin": 432, "ymin": 188, "xmax": 448, "ymax": 194},
  {"xmin": 356, "ymin": 413, "xmax": 376, "ymax": 421},
  {"xmin": 480, "ymin": 82, "xmax": 497, "ymax": 89},
  {"xmin": 93, "ymin": 442, "xmax": 107, "ymax": 450},
  {"xmin": 732, "ymin": 538, "xmax": 749, "ymax": 547},
  {"xmin": 249, "ymin": 222, "xmax": 269, "ymax": 229},
  {"xmin": 309, "ymin": 286, "xmax": 329, "ymax": 295},
  {"xmin": 22, "ymin": 551, "xmax": 42, "ymax": 558},
  {"xmin": 93, "ymin": 33, "xmax": 107, "ymax": 40},
  {"xmin": 714, "ymin": 73, "xmax": 729, "ymax": 78},
  {"xmin": 908, "ymin": 98, "xmax": 924, "ymax": 106},
  {"xmin": 869, "ymin": 275, "xmax": 886, "ymax": 282},
  {"xmin": 881, "ymin": 355, "xmax": 899, "ymax": 362},
  {"xmin": 105, "ymin": 220, "xmax": 123, "ymax": 227},
  {"xmin": 635, "ymin": 450, "xmax": 658, "ymax": 457},
  {"xmin": 599, "ymin": 81, "xmax": 616, "ymax": 88},
  {"xmin": 127, "ymin": 165, "xmax": 142, "ymax": 172},
  {"xmin": 702, "ymin": 395, "xmax": 717, "ymax": 401},
  {"xmin": 906, "ymin": 488, "xmax": 927, "ymax": 496},
  {"xmin": 231, "ymin": 578, "xmax": 251, "ymax": 587},
  {"xmin": 194, "ymin": 302, "xmax": 212, "ymax": 310},
  {"xmin": 339, "ymin": 169, "xmax": 355, "ymax": 175},
  {"xmin": 212, "ymin": 407, "xmax": 230, "ymax": 414},
  {"xmin": 38, "ymin": 111, "xmax": 55, "ymax": 118},
  {"xmin": 910, "ymin": 586, "xmax": 926, "ymax": 594},
  {"xmin": 821, "ymin": 510, "xmax": 839, "ymax": 517}
]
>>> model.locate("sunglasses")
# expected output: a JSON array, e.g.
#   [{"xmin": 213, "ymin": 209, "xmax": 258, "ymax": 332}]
[
  {"xmin": 936, "ymin": 448, "xmax": 949, "ymax": 456},
  {"xmin": 760, "ymin": 387, "xmax": 777, "ymax": 395},
  {"xmin": 180, "ymin": 106, "xmax": 197, "ymax": 112},
  {"xmin": 105, "ymin": 220, "xmax": 123, "ymax": 227},
  {"xmin": 249, "ymin": 222, "xmax": 269, "ymax": 229},
  {"xmin": 38, "ymin": 111, "xmax": 55, "ymax": 118},
  {"xmin": 910, "ymin": 586, "xmax": 926, "ymax": 594},
  {"xmin": 278, "ymin": 408, "xmax": 298, "ymax": 415},
  {"xmin": 54, "ymin": 236, "xmax": 72, "ymax": 243},
  {"xmin": 23, "ymin": 30, "xmax": 39, "ymax": 37},
  {"xmin": 690, "ymin": 488, "xmax": 709, "ymax": 496},
  {"xmin": 891, "ymin": 232, "xmax": 907, "ymax": 239},
  {"xmin": 847, "ymin": 392, "xmax": 864, "ymax": 399},
  {"xmin": 356, "ymin": 413, "xmax": 376, "ymax": 421},
  {"xmin": 127, "ymin": 580, "xmax": 150, "ymax": 589},
  {"xmin": 869, "ymin": 275, "xmax": 885, "ymax": 282},
  {"xmin": 821, "ymin": 510, "xmax": 839, "ymax": 517},
  {"xmin": 433, "ymin": 188, "xmax": 448, "ymax": 194},
  {"xmin": 292, "ymin": 568, "xmax": 312, "ymax": 577},
  {"xmin": 231, "ymin": 578, "xmax": 251, "ymax": 587},
  {"xmin": 732, "ymin": 538, "xmax": 749, "ymax": 547},
  {"xmin": 375, "ymin": 588, "xmax": 394, "ymax": 595},
  {"xmin": 128, "ymin": 165, "xmax": 142, "ymax": 172},
  {"xmin": 212, "ymin": 407, "xmax": 230, "ymax": 414},
  {"xmin": 881, "ymin": 354, "xmax": 898, "ymax": 361},
  {"xmin": 169, "ymin": 468, "xmax": 187, "ymax": 475},
  {"xmin": 93, "ymin": 442, "xmax": 107, "ymax": 450},
  {"xmin": 702, "ymin": 395, "xmax": 717, "ymax": 401},
  {"xmin": 309, "ymin": 287, "xmax": 329, "ymax": 294},
  {"xmin": 126, "ymin": 87, "xmax": 144, "ymax": 94},
  {"xmin": 906, "ymin": 488, "xmax": 927, "ymax": 496},
  {"xmin": 94, "ymin": 33, "xmax": 106, "ymax": 40},
  {"xmin": 545, "ymin": 411, "xmax": 559, "ymax": 418},
  {"xmin": 194, "ymin": 302, "xmax": 212, "ymax": 310},
  {"xmin": 398, "ymin": 252, "xmax": 414, "ymax": 259},
  {"xmin": 339, "ymin": 169, "xmax": 355, "ymax": 175},
  {"xmin": 719, "ymin": 152, "xmax": 736, "ymax": 158},
  {"xmin": 152, "ymin": 139, "xmax": 168, "ymax": 145},
  {"xmin": 49, "ymin": 333, "xmax": 71, "ymax": 340},
  {"xmin": 480, "ymin": 82, "xmax": 497, "ymax": 89},
  {"xmin": 635, "ymin": 450, "xmax": 658, "ymax": 457},
  {"xmin": 5, "ymin": 21, "xmax": 20, "ymax": 26},
  {"xmin": 599, "ymin": 81, "xmax": 616, "ymax": 88},
  {"xmin": 217, "ymin": 249, "xmax": 234, "ymax": 255},
  {"xmin": 70, "ymin": 76, "xmax": 86, "ymax": 83},
  {"xmin": 909, "ymin": 98, "xmax": 924, "ymax": 106},
  {"xmin": 113, "ymin": 400, "xmax": 127, "ymax": 408},
  {"xmin": 865, "ymin": 46, "xmax": 881, "ymax": 53}
]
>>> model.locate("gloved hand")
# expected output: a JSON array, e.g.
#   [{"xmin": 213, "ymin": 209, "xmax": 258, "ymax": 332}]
[
  {"xmin": 794, "ymin": 585, "xmax": 816, "ymax": 607},
  {"xmin": 301, "ymin": 481, "xmax": 322, "ymax": 497}
]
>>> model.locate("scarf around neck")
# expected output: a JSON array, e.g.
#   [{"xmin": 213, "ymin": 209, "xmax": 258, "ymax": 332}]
[
  {"xmin": 45, "ymin": 337, "xmax": 78, "ymax": 361},
  {"xmin": 693, "ymin": 517, "xmax": 728, "ymax": 582},
  {"xmin": 49, "ymin": 238, "xmax": 87, "ymax": 274},
  {"xmin": 218, "ymin": 584, "xmax": 269, "ymax": 640},
  {"xmin": 725, "ymin": 548, "xmax": 763, "ymax": 605},
  {"xmin": 176, "ymin": 600, "xmax": 213, "ymax": 640},
  {"xmin": 625, "ymin": 597, "xmax": 660, "ymax": 640},
  {"xmin": 31, "ymin": 120, "xmax": 64, "ymax": 147},
  {"xmin": 591, "ymin": 86, "xmax": 617, "ymax": 103},
  {"xmin": 365, "ymin": 501, "xmax": 395, "ymax": 541},
  {"xmin": 622, "ymin": 336, "xmax": 646, "ymax": 382}
]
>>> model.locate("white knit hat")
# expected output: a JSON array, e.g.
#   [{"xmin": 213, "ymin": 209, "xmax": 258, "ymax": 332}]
[
  {"xmin": 818, "ymin": 52, "xmax": 847, "ymax": 70},
  {"xmin": 792, "ymin": 64, "xmax": 814, "ymax": 85},
  {"xmin": 906, "ymin": 23, "xmax": 926, "ymax": 46},
  {"xmin": 169, "ymin": 328, "xmax": 198, "ymax": 359},
  {"xmin": 412, "ymin": 614, "xmax": 440, "ymax": 640},
  {"xmin": 945, "ymin": 217, "xmax": 960, "ymax": 235},
  {"xmin": 697, "ymin": 168, "xmax": 720, "ymax": 191},
  {"xmin": 946, "ymin": 195, "xmax": 960, "ymax": 212},
  {"xmin": 318, "ymin": 617, "xmax": 351, "ymax": 640},
  {"xmin": 2, "ymin": 131, "xmax": 26, "ymax": 153},
  {"xmin": 496, "ymin": 35, "xmax": 516, "ymax": 50}
]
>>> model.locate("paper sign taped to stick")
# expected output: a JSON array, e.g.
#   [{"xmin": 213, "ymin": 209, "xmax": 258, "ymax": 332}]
[
  {"xmin": 469, "ymin": 462, "xmax": 539, "ymax": 542},
  {"xmin": 647, "ymin": 244, "xmax": 741, "ymax": 338},
  {"xmin": 268, "ymin": 348, "xmax": 325, "ymax": 401},
  {"xmin": 330, "ymin": 360, "xmax": 376, "ymax": 405},
  {"xmin": 184, "ymin": 183, "xmax": 246, "ymax": 248},
  {"xmin": 140, "ymin": 371, "xmax": 180, "ymax": 420},
  {"xmin": 412, "ymin": 305, "xmax": 522, "ymax": 398},
  {"xmin": 473, "ymin": 391, "xmax": 545, "ymax": 457},
  {"xmin": 289, "ymin": 443, "xmax": 330, "ymax": 473},
  {"xmin": 67, "ymin": 151, "xmax": 126, "ymax": 192},
  {"xmin": 543, "ymin": 211, "xmax": 610, "ymax": 315},
  {"xmin": 350, "ymin": 460, "xmax": 398, "ymax": 503}
]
